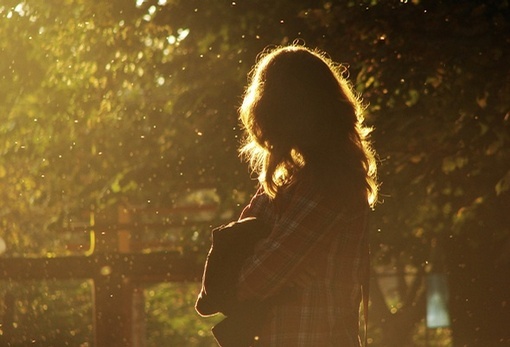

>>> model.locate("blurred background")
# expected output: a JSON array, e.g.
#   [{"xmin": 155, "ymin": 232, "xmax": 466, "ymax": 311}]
[{"xmin": 0, "ymin": 0, "xmax": 509, "ymax": 346}]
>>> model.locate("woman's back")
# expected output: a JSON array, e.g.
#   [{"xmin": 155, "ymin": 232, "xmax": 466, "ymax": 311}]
[{"xmin": 238, "ymin": 183, "xmax": 369, "ymax": 346}]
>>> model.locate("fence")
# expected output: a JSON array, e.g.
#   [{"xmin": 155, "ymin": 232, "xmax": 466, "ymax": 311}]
[{"xmin": 0, "ymin": 204, "xmax": 215, "ymax": 346}]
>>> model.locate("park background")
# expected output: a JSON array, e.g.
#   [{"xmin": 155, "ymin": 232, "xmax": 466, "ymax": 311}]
[{"xmin": 0, "ymin": 0, "xmax": 509, "ymax": 346}]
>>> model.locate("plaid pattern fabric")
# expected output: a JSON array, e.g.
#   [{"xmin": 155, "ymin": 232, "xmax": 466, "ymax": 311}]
[{"xmin": 237, "ymin": 184, "xmax": 368, "ymax": 347}]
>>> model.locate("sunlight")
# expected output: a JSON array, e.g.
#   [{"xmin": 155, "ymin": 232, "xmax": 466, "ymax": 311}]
[{"xmin": 167, "ymin": 28, "xmax": 190, "ymax": 46}]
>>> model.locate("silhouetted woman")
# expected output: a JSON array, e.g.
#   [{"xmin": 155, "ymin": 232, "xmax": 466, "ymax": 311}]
[{"xmin": 237, "ymin": 44, "xmax": 378, "ymax": 346}]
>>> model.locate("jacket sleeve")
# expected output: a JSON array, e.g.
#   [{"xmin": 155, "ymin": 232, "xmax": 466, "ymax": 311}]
[
  {"xmin": 236, "ymin": 185, "xmax": 343, "ymax": 301},
  {"xmin": 239, "ymin": 187, "xmax": 275, "ymax": 225}
]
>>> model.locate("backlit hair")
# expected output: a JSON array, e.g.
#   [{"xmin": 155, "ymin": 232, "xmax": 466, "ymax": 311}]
[{"xmin": 239, "ymin": 45, "xmax": 378, "ymax": 207}]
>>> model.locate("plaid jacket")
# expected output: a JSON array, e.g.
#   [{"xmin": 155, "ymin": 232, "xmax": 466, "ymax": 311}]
[{"xmin": 237, "ymin": 184, "xmax": 369, "ymax": 347}]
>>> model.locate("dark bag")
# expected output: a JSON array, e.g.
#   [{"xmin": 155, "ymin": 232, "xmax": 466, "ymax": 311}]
[{"xmin": 195, "ymin": 217, "xmax": 271, "ymax": 346}]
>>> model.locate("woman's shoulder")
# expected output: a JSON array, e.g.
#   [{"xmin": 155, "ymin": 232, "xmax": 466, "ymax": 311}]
[
  {"xmin": 240, "ymin": 187, "xmax": 276, "ymax": 222},
  {"xmin": 288, "ymin": 179, "xmax": 368, "ymax": 218}
]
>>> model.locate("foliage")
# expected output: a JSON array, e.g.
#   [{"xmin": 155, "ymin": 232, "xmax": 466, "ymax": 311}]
[
  {"xmin": 0, "ymin": 0, "xmax": 509, "ymax": 346},
  {"xmin": 145, "ymin": 282, "xmax": 221, "ymax": 346},
  {"xmin": 0, "ymin": 280, "xmax": 93, "ymax": 346},
  {"xmin": 302, "ymin": 1, "xmax": 510, "ymax": 345}
]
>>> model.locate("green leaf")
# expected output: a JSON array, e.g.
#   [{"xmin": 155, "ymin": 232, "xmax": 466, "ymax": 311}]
[{"xmin": 495, "ymin": 170, "xmax": 510, "ymax": 196}]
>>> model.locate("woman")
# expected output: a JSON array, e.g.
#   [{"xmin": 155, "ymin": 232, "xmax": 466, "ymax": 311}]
[{"xmin": 236, "ymin": 44, "xmax": 378, "ymax": 346}]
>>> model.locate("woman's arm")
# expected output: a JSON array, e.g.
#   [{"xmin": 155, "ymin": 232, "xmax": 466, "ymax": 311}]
[{"xmin": 237, "ymin": 185, "xmax": 343, "ymax": 301}]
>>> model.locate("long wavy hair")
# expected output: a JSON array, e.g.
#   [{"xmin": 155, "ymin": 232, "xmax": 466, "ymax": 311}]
[{"xmin": 239, "ymin": 45, "xmax": 378, "ymax": 207}]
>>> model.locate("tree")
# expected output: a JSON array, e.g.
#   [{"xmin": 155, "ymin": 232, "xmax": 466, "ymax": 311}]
[
  {"xmin": 0, "ymin": 0, "xmax": 323, "ymax": 344},
  {"xmin": 1, "ymin": 0, "xmax": 509, "ymax": 345},
  {"xmin": 0, "ymin": 0, "xmax": 319, "ymax": 255},
  {"xmin": 299, "ymin": 0, "xmax": 510, "ymax": 345}
]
